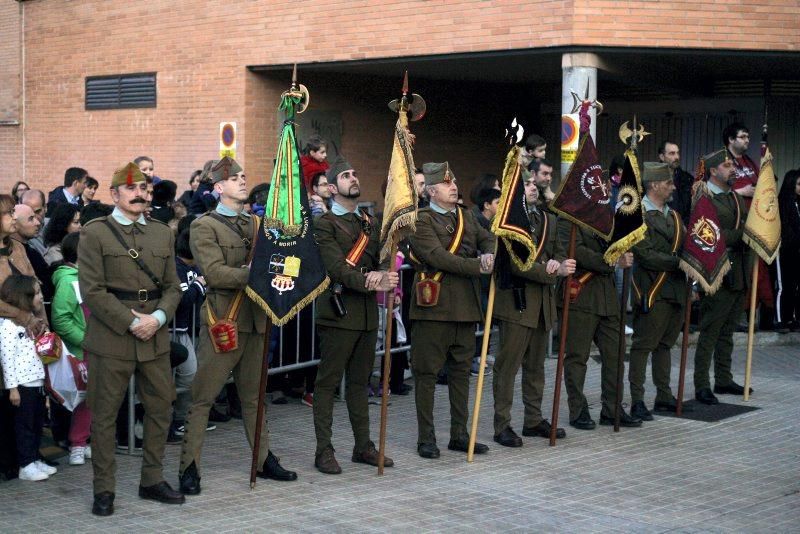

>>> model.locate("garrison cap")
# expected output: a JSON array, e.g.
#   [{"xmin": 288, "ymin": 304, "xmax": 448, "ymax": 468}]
[
  {"xmin": 200, "ymin": 159, "xmax": 218, "ymax": 183},
  {"xmin": 210, "ymin": 157, "xmax": 243, "ymax": 184},
  {"xmin": 422, "ymin": 162, "xmax": 455, "ymax": 186},
  {"xmin": 642, "ymin": 162, "xmax": 673, "ymax": 184},
  {"xmin": 326, "ymin": 156, "xmax": 354, "ymax": 182},
  {"xmin": 111, "ymin": 162, "xmax": 146, "ymax": 188},
  {"xmin": 701, "ymin": 148, "xmax": 730, "ymax": 170}
]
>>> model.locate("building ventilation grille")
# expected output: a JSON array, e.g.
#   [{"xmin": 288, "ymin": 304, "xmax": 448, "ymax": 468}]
[
  {"xmin": 85, "ymin": 73, "xmax": 157, "ymax": 110},
  {"xmin": 714, "ymin": 80, "xmax": 800, "ymax": 98}
]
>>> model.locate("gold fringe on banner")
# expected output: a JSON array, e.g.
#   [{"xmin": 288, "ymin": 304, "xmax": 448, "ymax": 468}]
[
  {"xmin": 679, "ymin": 258, "xmax": 729, "ymax": 296},
  {"xmin": 491, "ymin": 146, "xmax": 537, "ymax": 272},
  {"xmin": 603, "ymin": 224, "xmax": 648, "ymax": 265},
  {"xmin": 245, "ymin": 277, "xmax": 330, "ymax": 327}
]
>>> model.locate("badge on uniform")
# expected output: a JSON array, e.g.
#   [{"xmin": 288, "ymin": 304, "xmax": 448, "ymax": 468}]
[{"xmin": 416, "ymin": 278, "xmax": 441, "ymax": 307}]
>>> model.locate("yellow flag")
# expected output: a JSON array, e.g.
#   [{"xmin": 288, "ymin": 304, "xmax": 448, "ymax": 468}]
[
  {"xmin": 743, "ymin": 149, "xmax": 781, "ymax": 264},
  {"xmin": 379, "ymin": 110, "xmax": 417, "ymax": 263}
]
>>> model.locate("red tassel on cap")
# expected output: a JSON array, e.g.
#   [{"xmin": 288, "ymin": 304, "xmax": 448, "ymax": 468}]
[{"xmin": 126, "ymin": 166, "xmax": 133, "ymax": 186}]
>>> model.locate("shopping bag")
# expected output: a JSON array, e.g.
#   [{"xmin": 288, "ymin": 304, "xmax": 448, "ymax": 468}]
[{"xmin": 45, "ymin": 341, "xmax": 87, "ymax": 411}]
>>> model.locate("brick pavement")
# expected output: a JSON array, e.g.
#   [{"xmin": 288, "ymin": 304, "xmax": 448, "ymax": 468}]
[{"xmin": 1, "ymin": 344, "xmax": 798, "ymax": 533}]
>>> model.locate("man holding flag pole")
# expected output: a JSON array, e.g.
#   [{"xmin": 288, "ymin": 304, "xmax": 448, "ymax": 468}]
[
  {"xmin": 376, "ymin": 72, "xmax": 425, "ymax": 474},
  {"xmin": 480, "ymin": 120, "xmax": 575, "ymax": 451}
]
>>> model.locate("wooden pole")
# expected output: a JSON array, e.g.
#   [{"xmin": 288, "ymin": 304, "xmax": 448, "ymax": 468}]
[
  {"xmin": 377, "ymin": 246, "xmax": 400, "ymax": 475},
  {"xmin": 467, "ymin": 270, "xmax": 497, "ymax": 462},
  {"xmin": 676, "ymin": 283, "xmax": 693, "ymax": 417},
  {"xmin": 550, "ymin": 224, "xmax": 577, "ymax": 446},
  {"xmin": 613, "ymin": 266, "xmax": 631, "ymax": 432},
  {"xmin": 249, "ymin": 322, "xmax": 273, "ymax": 489},
  {"xmin": 743, "ymin": 256, "xmax": 759, "ymax": 401}
]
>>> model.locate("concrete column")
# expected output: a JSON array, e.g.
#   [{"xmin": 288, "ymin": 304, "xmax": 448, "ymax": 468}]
[{"xmin": 561, "ymin": 53, "xmax": 601, "ymax": 178}]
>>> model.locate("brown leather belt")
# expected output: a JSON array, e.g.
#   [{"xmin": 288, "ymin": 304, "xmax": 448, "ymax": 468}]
[{"xmin": 107, "ymin": 288, "xmax": 162, "ymax": 302}]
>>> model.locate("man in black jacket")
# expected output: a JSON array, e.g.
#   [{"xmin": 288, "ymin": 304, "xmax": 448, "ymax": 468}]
[
  {"xmin": 47, "ymin": 167, "xmax": 87, "ymax": 216},
  {"xmin": 658, "ymin": 141, "xmax": 693, "ymax": 225}
]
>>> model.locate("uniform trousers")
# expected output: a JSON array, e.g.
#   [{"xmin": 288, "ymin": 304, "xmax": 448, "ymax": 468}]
[
  {"xmin": 563, "ymin": 309, "xmax": 620, "ymax": 420},
  {"xmin": 694, "ymin": 286, "xmax": 745, "ymax": 391},
  {"xmin": 313, "ymin": 326, "xmax": 377, "ymax": 456},
  {"xmin": 411, "ymin": 320, "xmax": 474, "ymax": 446},
  {"xmin": 629, "ymin": 300, "xmax": 683, "ymax": 404},
  {"xmin": 180, "ymin": 329, "xmax": 269, "ymax": 476},
  {"xmin": 88, "ymin": 352, "xmax": 173, "ymax": 495},
  {"xmin": 492, "ymin": 318, "xmax": 548, "ymax": 435}
]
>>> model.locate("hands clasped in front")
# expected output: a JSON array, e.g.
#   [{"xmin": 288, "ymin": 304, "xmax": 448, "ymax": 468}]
[{"xmin": 365, "ymin": 271, "xmax": 399, "ymax": 292}]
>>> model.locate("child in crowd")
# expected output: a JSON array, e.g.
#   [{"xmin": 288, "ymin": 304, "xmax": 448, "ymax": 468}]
[
  {"xmin": 50, "ymin": 232, "xmax": 92, "ymax": 466},
  {"xmin": 0, "ymin": 274, "xmax": 57, "ymax": 481},
  {"xmin": 301, "ymin": 135, "xmax": 329, "ymax": 192}
]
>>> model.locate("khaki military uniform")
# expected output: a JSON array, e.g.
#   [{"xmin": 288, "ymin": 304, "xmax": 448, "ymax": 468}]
[
  {"xmin": 694, "ymin": 190, "xmax": 748, "ymax": 391},
  {"xmin": 409, "ymin": 206, "xmax": 495, "ymax": 446},
  {"xmin": 312, "ymin": 210, "xmax": 382, "ymax": 456},
  {"xmin": 79, "ymin": 216, "xmax": 181, "ymax": 495},
  {"xmin": 493, "ymin": 209, "xmax": 563, "ymax": 434},
  {"xmin": 557, "ymin": 220, "xmax": 620, "ymax": 421},
  {"xmin": 629, "ymin": 207, "xmax": 687, "ymax": 404},
  {"xmin": 179, "ymin": 212, "xmax": 268, "ymax": 476}
]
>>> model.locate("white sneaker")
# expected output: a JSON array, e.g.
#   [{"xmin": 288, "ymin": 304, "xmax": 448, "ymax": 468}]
[
  {"xmin": 34, "ymin": 460, "xmax": 57, "ymax": 475},
  {"xmin": 19, "ymin": 462, "xmax": 48, "ymax": 481},
  {"xmin": 83, "ymin": 445, "xmax": 92, "ymax": 459},
  {"xmin": 69, "ymin": 447, "xmax": 86, "ymax": 466}
]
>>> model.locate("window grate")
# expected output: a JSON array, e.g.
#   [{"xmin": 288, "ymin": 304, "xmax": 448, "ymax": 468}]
[{"xmin": 85, "ymin": 73, "xmax": 156, "ymax": 110}]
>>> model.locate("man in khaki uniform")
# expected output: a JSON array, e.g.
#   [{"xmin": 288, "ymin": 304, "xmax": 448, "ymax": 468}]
[
  {"xmin": 628, "ymin": 162, "xmax": 688, "ymax": 420},
  {"xmin": 694, "ymin": 149, "xmax": 750, "ymax": 405},
  {"xmin": 408, "ymin": 162, "xmax": 495, "ymax": 459},
  {"xmin": 179, "ymin": 157, "xmax": 296, "ymax": 495},
  {"xmin": 79, "ymin": 163, "xmax": 183, "ymax": 516},
  {"xmin": 312, "ymin": 156, "xmax": 398, "ymax": 474},
  {"xmin": 557, "ymin": 218, "xmax": 642, "ymax": 429},
  {"xmin": 492, "ymin": 175, "xmax": 574, "ymax": 447}
]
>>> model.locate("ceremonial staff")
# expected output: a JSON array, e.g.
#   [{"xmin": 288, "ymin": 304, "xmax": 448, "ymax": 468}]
[
  {"xmin": 377, "ymin": 72, "xmax": 424, "ymax": 474},
  {"xmin": 548, "ymin": 83, "xmax": 607, "ymax": 446},
  {"xmin": 246, "ymin": 65, "xmax": 328, "ymax": 487},
  {"xmin": 467, "ymin": 117, "xmax": 533, "ymax": 462},
  {"xmin": 676, "ymin": 281, "xmax": 692, "ymax": 417},
  {"xmin": 610, "ymin": 117, "xmax": 649, "ymax": 431},
  {"xmin": 742, "ymin": 108, "xmax": 782, "ymax": 401}
]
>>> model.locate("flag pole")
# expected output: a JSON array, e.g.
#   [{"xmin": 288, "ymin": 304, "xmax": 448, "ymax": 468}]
[
  {"xmin": 550, "ymin": 223, "xmax": 577, "ymax": 446},
  {"xmin": 743, "ymin": 256, "xmax": 759, "ymax": 401},
  {"xmin": 613, "ymin": 266, "xmax": 631, "ymax": 432},
  {"xmin": 250, "ymin": 321, "xmax": 273, "ymax": 489},
  {"xmin": 676, "ymin": 283, "xmax": 693, "ymax": 417},
  {"xmin": 377, "ymin": 246, "xmax": 399, "ymax": 475},
  {"xmin": 467, "ymin": 254, "xmax": 497, "ymax": 462}
]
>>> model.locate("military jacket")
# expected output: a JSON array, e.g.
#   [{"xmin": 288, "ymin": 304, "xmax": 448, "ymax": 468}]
[
  {"xmin": 556, "ymin": 219, "xmax": 617, "ymax": 317},
  {"xmin": 632, "ymin": 207, "xmax": 687, "ymax": 307},
  {"xmin": 79, "ymin": 216, "xmax": 181, "ymax": 361},
  {"xmin": 408, "ymin": 206, "xmax": 495, "ymax": 322},
  {"xmin": 190, "ymin": 212, "xmax": 266, "ymax": 334},
  {"xmin": 709, "ymin": 189, "xmax": 748, "ymax": 292},
  {"xmin": 314, "ymin": 211, "xmax": 381, "ymax": 331},
  {"xmin": 494, "ymin": 210, "xmax": 563, "ymax": 331}
]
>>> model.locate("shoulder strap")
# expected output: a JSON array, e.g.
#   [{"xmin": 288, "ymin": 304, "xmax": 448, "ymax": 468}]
[
  {"xmin": 102, "ymin": 220, "xmax": 163, "ymax": 290},
  {"xmin": 209, "ymin": 212, "xmax": 253, "ymax": 247}
]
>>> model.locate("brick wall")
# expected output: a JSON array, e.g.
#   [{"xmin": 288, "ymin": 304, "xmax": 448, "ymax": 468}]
[
  {"xmin": 6, "ymin": 0, "xmax": 798, "ymax": 201},
  {"xmin": 0, "ymin": 0, "xmax": 21, "ymax": 185}
]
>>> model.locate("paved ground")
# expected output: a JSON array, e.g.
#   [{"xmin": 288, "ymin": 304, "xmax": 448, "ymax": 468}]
[{"xmin": 1, "ymin": 343, "xmax": 799, "ymax": 533}]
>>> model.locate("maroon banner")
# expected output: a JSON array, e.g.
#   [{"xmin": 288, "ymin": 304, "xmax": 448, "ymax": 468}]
[
  {"xmin": 679, "ymin": 189, "xmax": 730, "ymax": 294},
  {"xmin": 550, "ymin": 133, "xmax": 614, "ymax": 240}
]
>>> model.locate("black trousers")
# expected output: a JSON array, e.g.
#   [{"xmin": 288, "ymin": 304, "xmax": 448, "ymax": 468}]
[
  {"xmin": 777, "ymin": 251, "xmax": 800, "ymax": 325},
  {"xmin": 0, "ymin": 389, "xmax": 18, "ymax": 477},
  {"xmin": 13, "ymin": 385, "xmax": 46, "ymax": 467}
]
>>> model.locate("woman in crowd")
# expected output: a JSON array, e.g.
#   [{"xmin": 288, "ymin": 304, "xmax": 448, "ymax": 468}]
[
  {"xmin": 11, "ymin": 181, "xmax": 30, "ymax": 203},
  {"xmin": 81, "ymin": 176, "xmax": 99, "ymax": 206},
  {"xmin": 42, "ymin": 203, "xmax": 81, "ymax": 266},
  {"xmin": 777, "ymin": 169, "xmax": 800, "ymax": 332}
]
